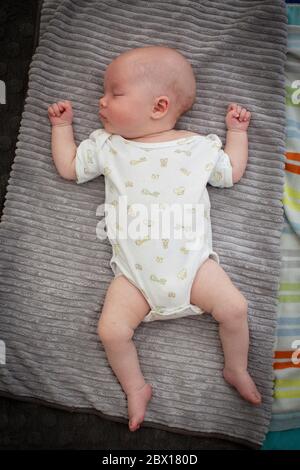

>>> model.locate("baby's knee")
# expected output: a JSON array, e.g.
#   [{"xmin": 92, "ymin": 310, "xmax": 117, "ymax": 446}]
[
  {"xmin": 97, "ymin": 318, "xmax": 133, "ymax": 345},
  {"xmin": 214, "ymin": 294, "xmax": 248, "ymax": 324}
]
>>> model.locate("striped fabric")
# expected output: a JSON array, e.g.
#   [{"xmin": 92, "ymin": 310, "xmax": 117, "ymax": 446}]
[{"xmin": 270, "ymin": 2, "xmax": 300, "ymax": 431}]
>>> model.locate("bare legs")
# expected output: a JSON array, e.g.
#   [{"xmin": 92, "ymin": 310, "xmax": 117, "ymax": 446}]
[
  {"xmin": 190, "ymin": 258, "xmax": 262, "ymax": 405},
  {"xmin": 98, "ymin": 275, "xmax": 153, "ymax": 431},
  {"xmin": 98, "ymin": 257, "xmax": 261, "ymax": 437}
]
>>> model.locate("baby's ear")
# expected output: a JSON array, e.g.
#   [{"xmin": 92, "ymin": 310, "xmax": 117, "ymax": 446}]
[{"xmin": 152, "ymin": 96, "xmax": 170, "ymax": 119}]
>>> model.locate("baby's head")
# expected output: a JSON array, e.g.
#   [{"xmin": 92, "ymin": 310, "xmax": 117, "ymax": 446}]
[{"xmin": 99, "ymin": 45, "xmax": 196, "ymax": 139}]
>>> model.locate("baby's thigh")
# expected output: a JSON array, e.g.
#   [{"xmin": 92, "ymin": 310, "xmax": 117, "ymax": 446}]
[
  {"xmin": 98, "ymin": 275, "xmax": 151, "ymax": 333},
  {"xmin": 190, "ymin": 259, "xmax": 247, "ymax": 320}
]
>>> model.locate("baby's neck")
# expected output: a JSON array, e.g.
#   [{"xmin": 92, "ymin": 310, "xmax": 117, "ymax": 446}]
[{"xmin": 126, "ymin": 128, "xmax": 194, "ymax": 143}]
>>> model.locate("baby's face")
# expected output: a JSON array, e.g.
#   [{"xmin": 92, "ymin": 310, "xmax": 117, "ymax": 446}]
[{"xmin": 99, "ymin": 55, "xmax": 155, "ymax": 138}]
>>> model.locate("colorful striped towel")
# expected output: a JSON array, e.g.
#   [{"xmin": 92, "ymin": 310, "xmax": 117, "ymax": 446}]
[{"xmin": 270, "ymin": 2, "xmax": 300, "ymax": 432}]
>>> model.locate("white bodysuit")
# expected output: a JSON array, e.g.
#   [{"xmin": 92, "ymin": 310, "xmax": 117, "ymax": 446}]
[{"xmin": 75, "ymin": 130, "xmax": 233, "ymax": 322}]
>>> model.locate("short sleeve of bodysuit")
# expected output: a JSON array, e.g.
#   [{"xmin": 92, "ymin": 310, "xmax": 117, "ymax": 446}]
[
  {"xmin": 75, "ymin": 129, "xmax": 111, "ymax": 184},
  {"xmin": 206, "ymin": 134, "xmax": 234, "ymax": 188}
]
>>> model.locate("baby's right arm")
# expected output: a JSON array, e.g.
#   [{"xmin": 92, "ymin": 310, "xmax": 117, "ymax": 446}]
[{"xmin": 47, "ymin": 100, "xmax": 77, "ymax": 180}]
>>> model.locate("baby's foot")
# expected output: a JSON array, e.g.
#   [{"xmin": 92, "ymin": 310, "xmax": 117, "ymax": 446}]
[
  {"xmin": 126, "ymin": 383, "xmax": 153, "ymax": 432},
  {"xmin": 223, "ymin": 368, "xmax": 262, "ymax": 406}
]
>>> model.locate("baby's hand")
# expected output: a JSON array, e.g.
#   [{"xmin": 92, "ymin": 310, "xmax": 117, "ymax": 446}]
[
  {"xmin": 225, "ymin": 103, "xmax": 251, "ymax": 132},
  {"xmin": 48, "ymin": 100, "xmax": 73, "ymax": 127}
]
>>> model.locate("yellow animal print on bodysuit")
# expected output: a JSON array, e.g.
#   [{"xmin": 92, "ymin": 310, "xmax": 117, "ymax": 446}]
[
  {"xmin": 155, "ymin": 256, "xmax": 164, "ymax": 263},
  {"xmin": 160, "ymin": 158, "xmax": 168, "ymax": 167},
  {"xmin": 175, "ymin": 149, "xmax": 192, "ymax": 156},
  {"xmin": 103, "ymin": 166, "xmax": 111, "ymax": 176},
  {"xmin": 168, "ymin": 292, "xmax": 176, "ymax": 298},
  {"xmin": 206, "ymin": 135, "xmax": 221, "ymax": 149},
  {"xmin": 154, "ymin": 306, "xmax": 166, "ymax": 313},
  {"xmin": 150, "ymin": 274, "xmax": 167, "ymax": 285},
  {"xmin": 177, "ymin": 268, "xmax": 187, "ymax": 280},
  {"xmin": 125, "ymin": 181, "xmax": 134, "ymax": 187},
  {"xmin": 135, "ymin": 263, "xmax": 143, "ymax": 270},
  {"xmin": 180, "ymin": 168, "xmax": 191, "ymax": 176},
  {"xmin": 112, "ymin": 243, "xmax": 120, "ymax": 255},
  {"xmin": 141, "ymin": 188, "xmax": 160, "ymax": 197},
  {"xmin": 211, "ymin": 142, "xmax": 220, "ymax": 149},
  {"xmin": 175, "ymin": 225, "xmax": 193, "ymax": 239},
  {"xmin": 180, "ymin": 246, "xmax": 189, "ymax": 254},
  {"xmin": 162, "ymin": 239, "xmax": 169, "ymax": 249},
  {"xmin": 86, "ymin": 150, "xmax": 93, "ymax": 164},
  {"xmin": 151, "ymin": 174, "xmax": 160, "ymax": 179},
  {"xmin": 130, "ymin": 157, "xmax": 147, "ymax": 165},
  {"xmin": 210, "ymin": 171, "xmax": 222, "ymax": 183},
  {"xmin": 135, "ymin": 235, "xmax": 151, "ymax": 246},
  {"xmin": 127, "ymin": 205, "xmax": 139, "ymax": 217},
  {"xmin": 109, "ymin": 147, "xmax": 118, "ymax": 156},
  {"xmin": 173, "ymin": 186, "xmax": 185, "ymax": 196},
  {"xmin": 205, "ymin": 163, "xmax": 214, "ymax": 171}
]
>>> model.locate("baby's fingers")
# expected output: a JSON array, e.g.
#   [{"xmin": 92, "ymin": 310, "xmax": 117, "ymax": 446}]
[
  {"xmin": 239, "ymin": 109, "xmax": 251, "ymax": 122},
  {"xmin": 227, "ymin": 103, "xmax": 238, "ymax": 114},
  {"xmin": 48, "ymin": 105, "xmax": 54, "ymax": 116},
  {"xmin": 227, "ymin": 103, "xmax": 242, "ymax": 118},
  {"xmin": 49, "ymin": 102, "xmax": 61, "ymax": 117},
  {"xmin": 48, "ymin": 100, "xmax": 72, "ymax": 117},
  {"xmin": 57, "ymin": 102, "xmax": 65, "ymax": 113},
  {"xmin": 57, "ymin": 100, "xmax": 71, "ymax": 112},
  {"xmin": 239, "ymin": 108, "xmax": 247, "ymax": 121},
  {"xmin": 48, "ymin": 104, "xmax": 58, "ymax": 117}
]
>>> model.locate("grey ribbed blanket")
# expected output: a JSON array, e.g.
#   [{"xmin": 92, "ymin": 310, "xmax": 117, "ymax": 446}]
[{"xmin": 0, "ymin": 0, "xmax": 287, "ymax": 448}]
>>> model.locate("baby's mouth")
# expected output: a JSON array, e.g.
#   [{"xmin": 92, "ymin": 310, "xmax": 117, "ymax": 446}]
[{"xmin": 99, "ymin": 112, "xmax": 108, "ymax": 121}]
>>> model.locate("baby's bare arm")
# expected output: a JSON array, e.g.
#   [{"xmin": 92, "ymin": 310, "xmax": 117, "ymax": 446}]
[
  {"xmin": 224, "ymin": 103, "xmax": 251, "ymax": 184},
  {"xmin": 225, "ymin": 129, "xmax": 248, "ymax": 184},
  {"xmin": 48, "ymin": 100, "xmax": 77, "ymax": 180}
]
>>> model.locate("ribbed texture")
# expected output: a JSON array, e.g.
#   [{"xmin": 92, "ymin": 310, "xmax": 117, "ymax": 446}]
[{"xmin": 0, "ymin": 0, "xmax": 287, "ymax": 447}]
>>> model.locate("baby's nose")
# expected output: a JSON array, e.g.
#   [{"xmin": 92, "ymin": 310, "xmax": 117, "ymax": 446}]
[{"xmin": 99, "ymin": 96, "xmax": 107, "ymax": 108}]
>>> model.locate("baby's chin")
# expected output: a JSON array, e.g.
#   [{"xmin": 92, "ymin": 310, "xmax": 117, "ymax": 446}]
[
  {"xmin": 101, "ymin": 119, "xmax": 119, "ymax": 133},
  {"xmin": 100, "ymin": 119, "xmax": 141, "ymax": 139},
  {"xmin": 101, "ymin": 119, "xmax": 114, "ymax": 132}
]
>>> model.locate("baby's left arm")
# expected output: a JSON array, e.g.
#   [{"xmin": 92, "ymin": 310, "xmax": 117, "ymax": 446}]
[{"xmin": 224, "ymin": 103, "xmax": 251, "ymax": 184}]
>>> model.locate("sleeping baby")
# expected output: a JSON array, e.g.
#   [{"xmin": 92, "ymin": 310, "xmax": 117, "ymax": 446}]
[{"xmin": 48, "ymin": 45, "xmax": 262, "ymax": 433}]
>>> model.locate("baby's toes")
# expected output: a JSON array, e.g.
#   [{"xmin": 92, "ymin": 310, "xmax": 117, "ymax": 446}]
[{"xmin": 129, "ymin": 417, "xmax": 142, "ymax": 432}]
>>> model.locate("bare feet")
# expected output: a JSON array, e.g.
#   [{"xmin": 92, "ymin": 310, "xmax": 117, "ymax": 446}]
[
  {"xmin": 223, "ymin": 368, "xmax": 262, "ymax": 405},
  {"xmin": 126, "ymin": 383, "xmax": 153, "ymax": 432}
]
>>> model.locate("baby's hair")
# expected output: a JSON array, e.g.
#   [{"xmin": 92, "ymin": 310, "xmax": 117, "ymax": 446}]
[{"xmin": 119, "ymin": 45, "xmax": 197, "ymax": 120}]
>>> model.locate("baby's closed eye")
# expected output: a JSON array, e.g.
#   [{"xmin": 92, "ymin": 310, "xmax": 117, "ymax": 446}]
[{"xmin": 113, "ymin": 89, "xmax": 124, "ymax": 96}]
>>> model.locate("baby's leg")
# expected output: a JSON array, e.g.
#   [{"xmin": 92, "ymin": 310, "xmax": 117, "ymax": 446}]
[
  {"xmin": 190, "ymin": 258, "xmax": 262, "ymax": 405},
  {"xmin": 98, "ymin": 275, "xmax": 152, "ymax": 432}
]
